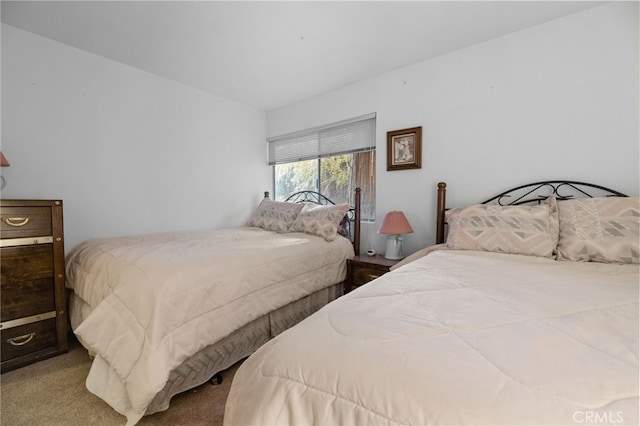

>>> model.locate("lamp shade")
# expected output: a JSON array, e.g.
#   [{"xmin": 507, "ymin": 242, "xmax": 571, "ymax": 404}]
[
  {"xmin": 0, "ymin": 152, "xmax": 10, "ymax": 167},
  {"xmin": 378, "ymin": 211, "xmax": 413, "ymax": 235}
]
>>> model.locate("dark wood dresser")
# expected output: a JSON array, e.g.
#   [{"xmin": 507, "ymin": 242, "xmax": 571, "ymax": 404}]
[{"xmin": 0, "ymin": 199, "xmax": 68, "ymax": 372}]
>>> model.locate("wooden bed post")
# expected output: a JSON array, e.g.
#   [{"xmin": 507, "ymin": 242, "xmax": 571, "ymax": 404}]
[
  {"xmin": 436, "ymin": 182, "xmax": 447, "ymax": 244},
  {"xmin": 354, "ymin": 187, "xmax": 361, "ymax": 256}
]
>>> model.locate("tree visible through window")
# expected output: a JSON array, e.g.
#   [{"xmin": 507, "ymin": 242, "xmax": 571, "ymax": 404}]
[
  {"xmin": 269, "ymin": 113, "xmax": 377, "ymax": 221},
  {"xmin": 274, "ymin": 150, "xmax": 375, "ymax": 220}
]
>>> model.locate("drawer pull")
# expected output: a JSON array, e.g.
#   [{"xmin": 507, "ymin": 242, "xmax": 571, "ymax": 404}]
[
  {"xmin": 7, "ymin": 333, "xmax": 35, "ymax": 346},
  {"xmin": 2, "ymin": 217, "xmax": 31, "ymax": 227}
]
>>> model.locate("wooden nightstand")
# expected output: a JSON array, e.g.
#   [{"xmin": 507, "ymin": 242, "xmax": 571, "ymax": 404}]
[{"xmin": 345, "ymin": 254, "xmax": 400, "ymax": 293}]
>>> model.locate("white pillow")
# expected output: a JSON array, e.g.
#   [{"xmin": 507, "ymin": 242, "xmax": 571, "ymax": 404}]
[
  {"xmin": 445, "ymin": 197, "xmax": 558, "ymax": 258},
  {"xmin": 246, "ymin": 199, "xmax": 304, "ymax": 233},
  {"xmin": 556, "ymin": 196, "xmax": 639, "ymax": 264},
  {"xmin": 288, "ymin": 203, "xmax": 350, "ymax": 241}
]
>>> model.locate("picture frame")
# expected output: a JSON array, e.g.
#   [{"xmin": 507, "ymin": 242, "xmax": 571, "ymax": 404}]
[{"xmin": 387, "ymin": 126, "xmax": 422, "ymax": 171}]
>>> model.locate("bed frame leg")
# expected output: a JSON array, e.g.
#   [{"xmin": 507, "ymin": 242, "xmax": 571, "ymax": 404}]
[{"xmin": 209, "ymin": 373, "xmax": 223, "ymax": 385}]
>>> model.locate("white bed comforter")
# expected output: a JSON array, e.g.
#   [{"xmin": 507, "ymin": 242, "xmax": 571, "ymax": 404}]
[
  {"xmin": 65, "ymin": 227, "xmax": 353, "ymax": 425},
  {"xmin": 224, "ymin": 250, "xmax": 639, "ymax": 426}
]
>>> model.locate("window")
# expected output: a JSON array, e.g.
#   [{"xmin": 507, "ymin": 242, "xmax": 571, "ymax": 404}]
[{"xmin": 269, "ymin": 113, "xmax": 376, "ymax": 220}]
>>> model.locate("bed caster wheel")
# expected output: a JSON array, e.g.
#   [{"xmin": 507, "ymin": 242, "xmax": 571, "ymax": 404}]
[{"xmin": 210, "ymin": 373, "xmax": 223, "ymax": 385}]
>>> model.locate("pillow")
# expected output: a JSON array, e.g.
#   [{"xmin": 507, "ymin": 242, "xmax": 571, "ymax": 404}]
[
  {"xmin": 246, "ymin": 199, "xmax": 304, "ymax": 233},
  {"xmin": 556, "ymin": 196, "xmax": 639, "ymax": 264},
  {"xmin": 445, "ymin": 197, "xmax": 558, "ymax": 258},
  {"xmin": 288, "ymin": 203, "xmax": 351, "ymax": 241}
]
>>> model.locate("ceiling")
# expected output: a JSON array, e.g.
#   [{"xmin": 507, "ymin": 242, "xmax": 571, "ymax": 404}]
[{"xmin": 1, "ymin": 1, "xmax": 605, "ymax": 111}]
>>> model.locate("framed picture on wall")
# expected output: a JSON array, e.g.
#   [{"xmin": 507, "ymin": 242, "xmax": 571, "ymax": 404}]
[{"xmin": 387, "ymin": 126, "xmax": 422, "ymax": 171}]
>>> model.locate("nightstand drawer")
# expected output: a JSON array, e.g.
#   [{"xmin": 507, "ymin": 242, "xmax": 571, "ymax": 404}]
[
  {"xmin": 1, "ymin": 318, "xmax": 58, "ymax": 362},
  {"xmin": 352, "ymin": 266, "xmax": 384, "ymax": 287},
  {"xmin": 346, "ymin": 254, "xmax": 400, "ymax": 293}
]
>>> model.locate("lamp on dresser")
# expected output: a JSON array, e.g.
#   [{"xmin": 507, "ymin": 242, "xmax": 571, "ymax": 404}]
[
  {"xmin": 378, "ymin": 210, "xmax": 413, "ymax": 260},
  {"xmin": 0, "ymin": 151, "xmax": 10, "ymax": 190}
]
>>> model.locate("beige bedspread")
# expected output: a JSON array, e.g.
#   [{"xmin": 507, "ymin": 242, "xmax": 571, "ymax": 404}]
[
  {"xmin": 224, "ymin": 250, "xmax": 639, "ymax": 425},
  {"xmin": 65, "ymin": 227, "xmax": 353, "ymax": 425}
]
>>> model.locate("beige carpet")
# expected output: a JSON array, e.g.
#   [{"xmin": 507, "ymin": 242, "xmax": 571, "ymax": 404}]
[{"xmin": 0, "ymin": 337, "xmax": 242, "ymax": 426}]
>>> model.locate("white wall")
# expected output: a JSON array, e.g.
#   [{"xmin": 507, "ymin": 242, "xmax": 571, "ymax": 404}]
[
  {"xmin": 1, "ymin": 25, "xmax": 270, "ymax": 253},
  {"xmin": 267, "ymin": 2, "xmax": 639, "ymax": 255}
]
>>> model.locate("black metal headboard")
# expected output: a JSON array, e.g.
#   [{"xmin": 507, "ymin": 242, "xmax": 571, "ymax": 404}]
[
  {"xmin": 284, "ymin": 190, "xmax": 337, "ymax": 205},
  {"xmin": 480, "ymin": 180, "xmax": 628, "ymax": 206},
  {"xmin": 264, "ymin": 190, "xmax": 344, "ymax": 205},
  {"xmin": 436, "ymin": 180, "xmax": 629, "ymax": 244},
  {"xmin": 282, "ymin": 190, "xmax": 359, "ymax": 221}
]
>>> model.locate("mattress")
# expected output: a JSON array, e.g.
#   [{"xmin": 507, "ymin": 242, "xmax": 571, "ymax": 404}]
[
  {"xmin": 224, "ymin": 250, "xmax": 639, "ymax": 425},
  {"xmin": 65, "ymin": 226, "xmax": 353, "ymax": 424}
]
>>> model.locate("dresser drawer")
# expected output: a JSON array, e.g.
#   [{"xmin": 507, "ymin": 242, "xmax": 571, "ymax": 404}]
[
  {"xmin": 0, "ymin": 206, "xmax": 53, "ymax": 239},
  {"xmin": 1, "ymin": 278, "xmax": 55, "ymax": 322},
  {"xmin": 1, "ymin": 245, "xmax": 54, "ymax": 283},
  {"xmin": 1, "ymin": 318, "xmax": 58, "ymax": 362},
  {"xmin": 352, "ymin": 265, "xmax": 385, "ymax": 287}
]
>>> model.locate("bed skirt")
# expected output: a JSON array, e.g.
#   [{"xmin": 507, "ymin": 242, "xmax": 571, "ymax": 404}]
[{"xmin": 68, "ymin": 282, "xmax": 343, "ymax": 416}]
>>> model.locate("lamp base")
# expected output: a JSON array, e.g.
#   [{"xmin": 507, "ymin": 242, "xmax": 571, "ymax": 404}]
[{"xmin": 384, "ymin": 235, "xmax": 404, "ymax": 260}]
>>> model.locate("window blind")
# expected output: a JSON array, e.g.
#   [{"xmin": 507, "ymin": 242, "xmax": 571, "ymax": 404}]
[{"xmin": 267, "ymin": 113, "xmax": 376, "ymax": 165}]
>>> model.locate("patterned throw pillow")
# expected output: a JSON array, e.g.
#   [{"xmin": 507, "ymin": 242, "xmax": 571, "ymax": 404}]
[
  {"xmin": 246, "ymin": 199, "xmax": 304, "ymax": 233},
  {"xmin": 445, "ymin": 197, "xmax": 558, "ymax": 258},
  {"xmin": 288, "ymin": 203, "xmax": 351, "ymax": 241},
  {"xmin": 556, "ymin": 197, "xmax": 640, "ymax": 264}
]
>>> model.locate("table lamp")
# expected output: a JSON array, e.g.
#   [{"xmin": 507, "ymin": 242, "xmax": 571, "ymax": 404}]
[
  {"xmin": 0, "ymin": 151, "xmax": 10, "ymax": 190},
  {"xmin": 378, "ymin": 210, "xmax": 413, "ymax": 260}
]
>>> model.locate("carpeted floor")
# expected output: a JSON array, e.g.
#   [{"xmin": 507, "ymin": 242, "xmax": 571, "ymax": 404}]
[{"xmin": 0, "ymin": 337, "xmax": 242, "ymax": 426}]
